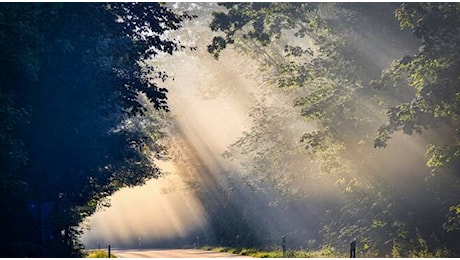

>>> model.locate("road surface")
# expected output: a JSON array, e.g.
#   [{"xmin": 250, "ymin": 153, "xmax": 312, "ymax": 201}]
[{"xmin": 112, "ymin": 249, "xmax": 252, "ymax": 258}]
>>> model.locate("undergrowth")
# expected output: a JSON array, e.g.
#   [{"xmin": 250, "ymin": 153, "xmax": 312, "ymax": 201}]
[
  {"xmin": 203, "ymin": 245, "xmax": 343, "ymax": 258},
  {"xmin": 85, "ymin": 249, "xmax": 118, "ymax": 258}
]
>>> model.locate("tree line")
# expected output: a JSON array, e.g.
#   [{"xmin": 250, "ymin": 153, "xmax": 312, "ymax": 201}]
[{"xmin": 1, "ymin": 2, "xmax": 459, "ymax": 257}]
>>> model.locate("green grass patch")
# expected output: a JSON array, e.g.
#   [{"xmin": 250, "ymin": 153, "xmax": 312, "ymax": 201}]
[
  {"xmin": 203, "ymin": 245, "xmax": 342, "ymax": 258},
  {"xmin": 85, "ymin": 249, "xmax": 118, "ymax": 258}
]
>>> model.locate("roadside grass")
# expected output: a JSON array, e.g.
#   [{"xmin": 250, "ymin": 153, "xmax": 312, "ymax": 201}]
[
  {"xmin": 85, "ymin": 249, "xmax": 118, "ymax": 258},
  {"xmin": 202, "ymin": 245, "xmax": 343, "ymax": 258}
]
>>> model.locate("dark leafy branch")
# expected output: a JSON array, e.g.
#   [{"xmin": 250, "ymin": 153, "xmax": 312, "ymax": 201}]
[{"xmin": 0, "ymin": 3, "xmax": 190, "ymax": 257}]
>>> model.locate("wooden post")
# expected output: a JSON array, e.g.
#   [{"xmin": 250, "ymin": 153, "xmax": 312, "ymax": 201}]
[
  {"xmin": 108, "ymin": 245, "xmax": 111, "ymax": 258},
  {"xmin": 350, "ymin": 240, "xmax": 356, "ymax": 258},
  {"xmin": 282, "ymin": 235, "xmax": 286, "ymax": 257}
]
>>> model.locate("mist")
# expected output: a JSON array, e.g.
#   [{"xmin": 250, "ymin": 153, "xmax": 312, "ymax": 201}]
[
  {"xmin": 82, "ymin": 3, "xmax": 460, "ymax": 256},
  {"xmin": 82, "ymin": 4, "xmax": 262, "ymax": 247}
]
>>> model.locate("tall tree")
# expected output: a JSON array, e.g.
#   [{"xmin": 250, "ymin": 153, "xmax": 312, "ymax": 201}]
[
  {"xmin": 0, "ymin": 3, "xmax": 191, "ymax": 256},
  {"xmin": 208, "ymin": 2, "xmax": 459, "ymax": 256}
]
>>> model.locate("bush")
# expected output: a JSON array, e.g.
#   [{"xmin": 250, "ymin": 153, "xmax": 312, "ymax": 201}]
[{"xmin": 86, "ymin": 250, "xmax": 117, "ymax": 258}]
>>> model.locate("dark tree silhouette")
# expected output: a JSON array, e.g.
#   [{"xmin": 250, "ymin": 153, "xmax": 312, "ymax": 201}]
[{"xmin": 0, "ymin": 3, "xmax": 191, "ymax": 257}]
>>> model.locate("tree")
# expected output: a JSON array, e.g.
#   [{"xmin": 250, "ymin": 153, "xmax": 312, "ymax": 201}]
[
  {"xmin": 208, "ymin": 2, "xmax": 459, "ymax": 256},
  {"xmin": 0, "ymin": 3, "xmax": 191, "ymax": 256},
  {"xmin": 374, "ymin": 2, "xmax": 460, "ymax": 235},
  {"xmin": 375, "ymin": 3, "xmax": 460, "ymax": 167}
]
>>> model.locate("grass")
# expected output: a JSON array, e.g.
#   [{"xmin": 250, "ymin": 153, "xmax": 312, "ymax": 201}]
[
  {"xmin": 202, "ymin": 246, "xmax": 343, "ymax": 258},
  {"xmin": 85, "ymin": 249, "xmax": 118, "ymax": 258}
]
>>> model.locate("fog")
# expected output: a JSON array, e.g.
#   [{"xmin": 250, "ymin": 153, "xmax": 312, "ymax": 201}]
[
  {"xmin": 82, "ymin": 6, "xmax": 263, "ymax": 246},
  {"xmin": 82, "ymin": 3, "xmax": 458, "ymax": 255},
  {"xmin": 81, "ymin": 170, "xmax": 206, "ymax": 248}
]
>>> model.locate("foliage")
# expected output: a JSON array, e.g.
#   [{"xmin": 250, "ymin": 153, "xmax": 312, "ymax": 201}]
[
  {"xmin": 444, "ymin": 204, "xmax": 460, "ymax": 232},
  {"xmin": 208, "ymin": 3, "xmax": 317, "ymax": 59},
  {"xmin": 375, "ymin": 3, "xmax": 460, "ymax": 161},
  {"xmin": 373, "ymin": 2, "xmax": 460, "ymax": 235},
  {"xmin": 209, "ymin": 2, "xmax": 460, "ymax": 257},
  {"xmin": 207, "ymin": 246, "xmax": 342, "ymax": 258},
  {"xmin": 0, "ymin": 3, "xmax": 188, "ymax": 257},
  {"xmin": 85, "ymin": 250, "xmax": 118, "ymax": 258},
  {"xmin": 209, "ymin": 2, "xmax": 390, "ymax": 177}
]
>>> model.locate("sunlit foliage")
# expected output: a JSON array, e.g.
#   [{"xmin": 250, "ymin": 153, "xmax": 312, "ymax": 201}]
[
  {"xmin": 375, "ymin": 3, "xmax": 460, "ymax": 168},
  {"xmin": 209, "ymin": 2, "xmax": 460, "ymax": 257}
]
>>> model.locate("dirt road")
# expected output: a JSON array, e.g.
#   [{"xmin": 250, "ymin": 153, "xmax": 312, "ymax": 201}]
[{"xmin": 112, "ymin": 249, "xmax": 252, "ymax": 258}]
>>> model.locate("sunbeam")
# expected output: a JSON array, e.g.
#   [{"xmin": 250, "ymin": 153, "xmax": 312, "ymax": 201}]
[{"xmin": 81, "ymin": 3, "xmax": 460, "ymax": 256}]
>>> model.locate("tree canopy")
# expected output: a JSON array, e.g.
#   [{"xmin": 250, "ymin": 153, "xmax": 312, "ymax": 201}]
[
  {"xmin": 208, "ymin": 2, "xmax": 460, "ymax": 256},
  {"xmin": 1, "ymin": 2, "xmax": 459, "ymax": 257},
  {"xmin": 0, "ymin": 3, "xmax": 190, "ymax": 257}
]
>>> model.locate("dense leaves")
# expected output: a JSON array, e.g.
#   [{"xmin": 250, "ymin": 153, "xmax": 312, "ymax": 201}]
[
  {"xmin": 209, "ymin": 2, "xmax": 460, "ymax": 257},
  {"xmin": 375, "ymin": 3, "xmax": 460, "ymax": 165},
  {"xmin": 0, "ymin": 3, "xmax": 187, "ymax": 257},
  {"xmin": 208, "ymin": 3, "xmax": 317, "ymax": 59},
  {"xmin": 374, "ymin": 2, "xmax": 460, "ymax": 239}
]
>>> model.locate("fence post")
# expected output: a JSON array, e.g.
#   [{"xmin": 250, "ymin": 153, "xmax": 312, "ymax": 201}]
[
  {"xmin": 350, "ymin": 240, "xmax": 356, "ymax": 258},
  {"xmin": 108, "ymin": 245, "xmax": 111, "ymax": 258},
  {"xmin": 282, "ymin": 235, "xmax": 286, "ymax": 257}
]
